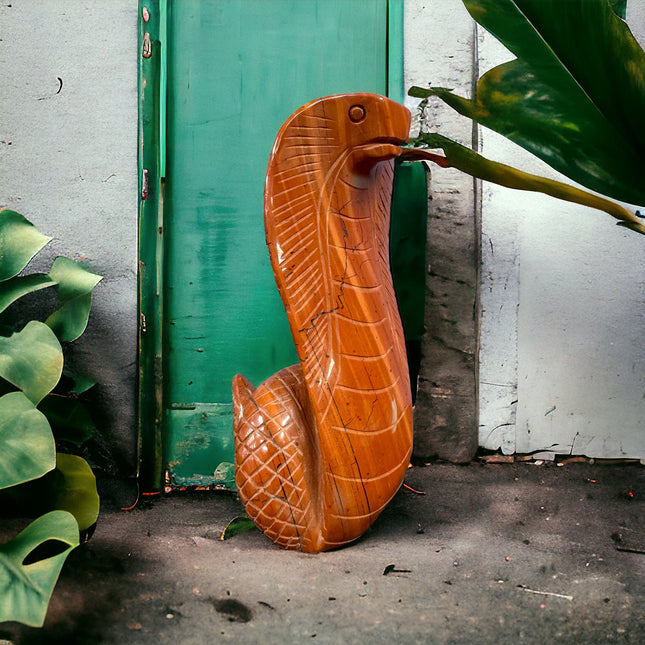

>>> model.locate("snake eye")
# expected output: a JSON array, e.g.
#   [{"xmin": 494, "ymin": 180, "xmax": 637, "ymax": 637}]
[{"xmin": 348, "ymin": 104, "xmax": 366, "ymax": 123}]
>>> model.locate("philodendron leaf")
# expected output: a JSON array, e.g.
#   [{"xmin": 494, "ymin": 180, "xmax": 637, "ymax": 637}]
[
  {"xmin": 0, "ymin": 510, "xmax": 79, "ymax": 627},
  {"xmin": 4, "ymin": 454, "xmax": 99, "ymax": 533},
  {"xmin": 67, "ymin": 372, "xmax": 95, "ymax": 395},
  {"xmin": 410, "ymin": 0, "xmax": 645, "ymax": 206},
  {"xmin": 0, "ymin": 391, "xmax": 56, "ymax": 490},
  {"xmin": 45, "ymin": 257, "xmax": 102, "ymax": 342},
  {"xmin": 404, "ymin": 134, "xmax": 645, "ymax": 235},
  {"xmin": 0, "ymin": 274, "xmax": 56, "ymax": 316},
  {"xmin": 0, "ymin": 320, "xmax": 63, "ymax": 405},
  {"xmin": 49, "ymin": 454, "xmax": 100, "ymax": 532},
  {"xmin": 0, "ymin": 210, "xmax": 51, "ymax": 281}
]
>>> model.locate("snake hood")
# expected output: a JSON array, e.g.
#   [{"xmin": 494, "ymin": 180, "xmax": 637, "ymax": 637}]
[{"xmin": 266, "ymin": 93, "xmax": 411, "ymax": 210}]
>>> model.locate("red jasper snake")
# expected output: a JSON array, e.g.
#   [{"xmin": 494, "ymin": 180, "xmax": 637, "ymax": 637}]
[{"xmin": 232, "ymin": 94, "xmax": 414, "ymax": 552}]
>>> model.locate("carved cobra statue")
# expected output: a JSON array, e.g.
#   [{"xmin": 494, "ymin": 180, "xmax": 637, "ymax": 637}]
[{"xmin": 232, "ymin": 93, "xmax": 414, "ymax": 553}]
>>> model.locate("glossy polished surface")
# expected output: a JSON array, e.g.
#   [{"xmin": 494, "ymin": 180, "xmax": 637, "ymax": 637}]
[{"xmin": 233, "ymin": 94, "xmax": 413, "ymax": 552}]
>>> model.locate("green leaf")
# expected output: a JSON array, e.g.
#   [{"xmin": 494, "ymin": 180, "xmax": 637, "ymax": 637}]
[
  {"xmin": 48, "ymin": 454, "xmax": 99, "ymax": 532},
  {"xmin": 0, "ymin": 510, "xmax": 79, "ymax": 627},
  {"xmin": 410, "ymin": 0, "xmax": 645, "ymax": 206},
  {"xmin": 213, "ymin": 461, "xmax": 236, "ymax": 488},
  {"xmin": 45, "ymin": 257, "xmax": 102, "ymax": 342},
  {"xmin": 39, "ymin": 394, "xmax": 96, "ymax": 446},
  {"xmin": 0, "ymin": 210, "xmax": 51, "ymax": 282},
  {"xmin": 67, "ymin": 372, "xmax": 96, "ymax": 395},
  {"xmin": 220, "ymin": 515, "xmax": 258, "ymax": 541},
  {"xmin": 404, "ymin": 134, "xmax": 645, "ymax": 235},
  {"xmin": 0, "ymin": 391, "xmax": 56, "ymax": 490},
  {"xmin": 0, "ymin": 320, "xmax": 63, "ymax": 404},
  {"xmin": 56, "ymin": 369, "xmax": 97, "ymax": 396},
  {"xmin": 0, "ymin": 273, "xmax": 57, "ymax": 315},
  {"xmin": 4, "ymin": 454, "xmax": 99, "ymax": 533}
]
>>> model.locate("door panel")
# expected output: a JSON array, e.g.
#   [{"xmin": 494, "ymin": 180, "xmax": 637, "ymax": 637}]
[{"xmin": 163, "ymin": 0, "xmax": 396, "ymax": 486}]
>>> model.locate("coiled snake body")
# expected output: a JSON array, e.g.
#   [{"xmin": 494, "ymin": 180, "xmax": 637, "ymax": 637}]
[{"xmin": 233, "ymin": 94, "xmax": 413, "ymax": 552}]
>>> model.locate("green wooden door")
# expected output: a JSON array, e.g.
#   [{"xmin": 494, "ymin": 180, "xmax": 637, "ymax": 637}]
[{"xmin": 155, "ymin": 0, "xmax": 403, "ymax": 487}]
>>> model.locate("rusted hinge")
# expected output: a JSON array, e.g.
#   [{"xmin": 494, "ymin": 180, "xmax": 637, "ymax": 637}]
[{"xmin": 142, "ymin": 32, "xmax": 152, "ymax": 58}]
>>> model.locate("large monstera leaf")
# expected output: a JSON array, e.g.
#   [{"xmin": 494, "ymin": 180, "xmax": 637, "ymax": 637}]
[
  {"xmin": 0, "ymin": 321, "xmax": 63, "ymax": 405},
  {"xmin": 410, "ymin": 0, "xmax": 645, "ymax": 207},
  {"xmin": 45, "ymin": 257, "xmax": 102, "ymax": 343},
  {"xmin": 0, "ymin": 391, "xmax": 56, "ymax": 489},
  {"xmin": 0, "ymin": 511, "xmax": 79, "ymax": 627},
  {"xmin": 0, "ymin": 210, "xmax": 51, "ymax": 281},
  {"xmin": 9, "ymin": 453, "xmax": 101, "ymax": 533},
  {"xmin": 0, "ymin": 274, "xmax": 56, "ymax": 316},
  {"xmin": 48, "ymin": 454, "xmax": 99, "ymax": 532}
]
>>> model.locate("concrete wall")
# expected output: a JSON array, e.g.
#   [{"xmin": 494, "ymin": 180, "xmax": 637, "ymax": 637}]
[
  {"xmin": 404, "ymin": 0, "xmax": 479, "ymax": 462},
  {"xmin": 0, "ymin": 1, "xmax": 139, "ymax": 477},
  {"xmin": 405, "ymin": 0, "xmax": 645, "ymax": 460}
]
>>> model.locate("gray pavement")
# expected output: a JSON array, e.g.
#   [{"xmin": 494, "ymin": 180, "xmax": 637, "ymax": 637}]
[{"xmin": 1, "ymin": 461, "xmax": 644, "ymax": 644}]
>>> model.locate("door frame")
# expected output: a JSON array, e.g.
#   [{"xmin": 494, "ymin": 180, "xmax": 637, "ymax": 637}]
[{"xmin": 138, "ymin": 0, "xmax": 406, "ymax": 491}]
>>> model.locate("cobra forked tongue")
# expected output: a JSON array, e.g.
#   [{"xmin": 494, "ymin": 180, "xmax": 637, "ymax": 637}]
[
  {"xmin": 351, "ymin": 143, "xmax": 448, "ymax": 168},
  {"xmin": 399, "ymin": 147, "xmax": 450, "ymax": 166}
]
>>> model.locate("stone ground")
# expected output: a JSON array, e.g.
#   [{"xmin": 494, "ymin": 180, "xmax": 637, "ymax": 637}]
[{"xmin": 1, "ymin": 461, "xmax": 644, "ymax": 644}]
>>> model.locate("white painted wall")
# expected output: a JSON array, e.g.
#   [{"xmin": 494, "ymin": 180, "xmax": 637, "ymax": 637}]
[
  {"xmin": 405, "ymin": 0, "xmax": 645, "ymax": 459},
  {"xmin": 0, "ymin": 1, "xmax": 139, "ymax": 476}
]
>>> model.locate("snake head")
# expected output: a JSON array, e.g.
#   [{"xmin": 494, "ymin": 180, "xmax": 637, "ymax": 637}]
[
  {"xmin": 310, "ymin": 94, "xmax": 412, "ymax": 189},
  {"xmin": 266, "ymin": 92, "xmax": 413, "ymax": 207},
  {"xmin": 270, "ymin": 93, "xmax": 411, "ymax": 166},
  {"xmin": 331, "ymin": 93, "xmax": 412, "ymax": 163}
]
